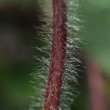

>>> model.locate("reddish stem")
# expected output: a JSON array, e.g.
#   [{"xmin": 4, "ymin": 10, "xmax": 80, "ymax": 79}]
[
  {"xmin": 86, "ymin": 60, "xmax": 107, "ymax": 110},
  {"xmin": 44, "ymin": 0, "xmax": 67, "ymax": 110}
]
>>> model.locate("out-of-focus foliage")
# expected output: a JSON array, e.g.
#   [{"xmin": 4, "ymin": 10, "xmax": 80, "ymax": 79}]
[
  {"xmin": 0, "ymin": 0, "xmax": 51, "ymax": 110},
  {"xmin": 81, "ymin": 0, "xmax": 110, "ymax": 72},
  {"xmin": 81, "ymin": 1, "xmax": 110, "ymax": 109}
]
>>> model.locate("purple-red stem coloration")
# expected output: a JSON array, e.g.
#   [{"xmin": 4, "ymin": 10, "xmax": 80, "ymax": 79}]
[
  {"xmin": 86, "ymin": 60, "xmax": 107, "ymax": 110},
  {"xmin": 44, "ymin": 0, "xmax": 67, "ymax": 110}
]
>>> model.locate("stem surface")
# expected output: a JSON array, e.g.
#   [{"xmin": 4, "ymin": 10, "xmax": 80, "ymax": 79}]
[{"xmin": 44, "ymin": 0, "xmax": 67, "ymax": 110}]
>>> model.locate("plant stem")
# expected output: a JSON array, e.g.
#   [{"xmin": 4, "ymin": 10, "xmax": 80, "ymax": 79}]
[
  {"xmin": 44, "ymin": 0, "xmax": 67, "ymax": 110},
  {"xmin": 86, "ymin": 60, "xmax": 107, "ymax": 110}
]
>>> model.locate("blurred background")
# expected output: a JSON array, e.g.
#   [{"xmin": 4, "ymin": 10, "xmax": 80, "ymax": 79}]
[{"xmin": 81, "ymin": 0, "xmax": 110, "ymax": 109}]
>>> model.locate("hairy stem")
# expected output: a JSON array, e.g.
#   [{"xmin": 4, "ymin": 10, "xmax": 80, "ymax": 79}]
[{"xmin": 44, "ymin": 0, "xmax": 67, "ymax": 110}]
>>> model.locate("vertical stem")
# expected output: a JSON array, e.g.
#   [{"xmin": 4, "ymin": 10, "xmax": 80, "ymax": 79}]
[
  {"xmin": 86, "ymin": 60, "xmax": 107, "ymax": 110},
  {"xmin": 44, "ymin": 0, "xmax": 67, "ymax": 110}
]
